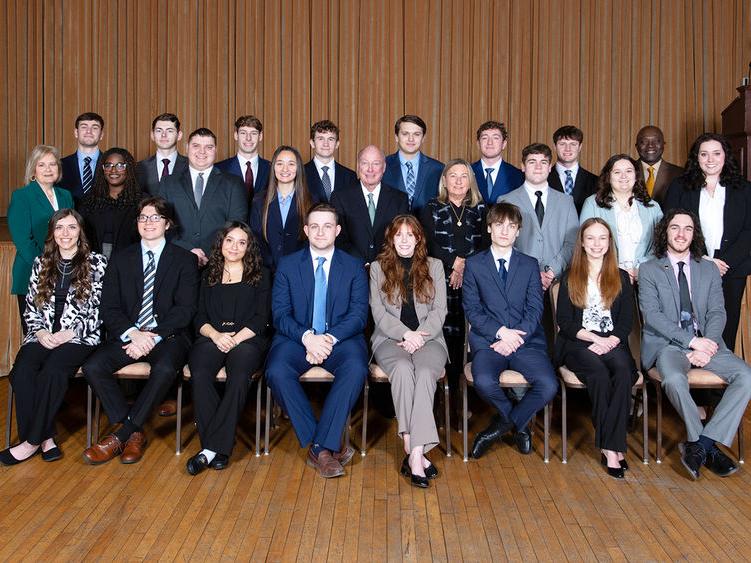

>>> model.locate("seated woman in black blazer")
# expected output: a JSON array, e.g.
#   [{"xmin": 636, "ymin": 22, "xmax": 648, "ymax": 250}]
[
  {"xmin": 1, "ymin": 209, "xmax": 106, "ymax": 465},
  {"xmin": 78, "ymin": 147, "xmax": 143, "ymax": 259},
  {"xmin": 185, "ymin": 221, "xmax": 271, "ymax": 475},
  {"xmin": 555, "ymin": 218, "xmax": 637, "ymax": 479}
]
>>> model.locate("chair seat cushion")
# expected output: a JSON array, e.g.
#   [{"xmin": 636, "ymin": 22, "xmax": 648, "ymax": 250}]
[
  {"xmin": 299, "ymin": 367, "xmax": 334, "ymax": 382},
  {"xmin": 463, "ymin": 363, "xmax": 527, "ymax": 386},
  {"xmin": 561, "ymin": 366, "xmax": 644, "ymax": 388},
  {"xmin": 369, "ymin": 363, "xmax": 390, "ymax": 382},
  {"xmin": 183, "ymin": 366, "xmax": 227, "ymax": 382},
  {"xmin": 647, "ymin": 367, "xmax": 726, "ymax": 386},
  {"xmin": 114, "ymin": 362, "xmax": 151, "ymax": 378}
]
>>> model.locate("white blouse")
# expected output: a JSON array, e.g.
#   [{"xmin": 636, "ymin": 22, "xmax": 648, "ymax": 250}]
[
  {"xmin": 614, "ymin": 202, "xmax": 642, "ymax": 269},
  {"xmin": 582, "ymin": 278, "xmax": 614, "ymax": 333},
  {"xmin": 699, "ymin": 184, "xmax": 725, "ymax": 257}
]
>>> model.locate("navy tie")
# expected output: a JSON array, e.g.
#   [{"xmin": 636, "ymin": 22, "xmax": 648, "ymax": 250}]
[
  {"xmin": 485, "ymin": 168, "xmax": 494, "ymax": 201},
  {"xmin": 498, "ymin": 258, "xmax": 507, "ymax": 286},
  {"xmin": 82, "ymin": 156, "xmax": 93, "ymax": 194},
  {"xmin": 312, "ymin": 256, "xmax": 327, "ymax": 334}
]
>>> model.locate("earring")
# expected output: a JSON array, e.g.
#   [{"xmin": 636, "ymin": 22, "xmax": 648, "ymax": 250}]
[{"xmin": 31, "ymin": 175, "xmax": 36, "ymax": 181}]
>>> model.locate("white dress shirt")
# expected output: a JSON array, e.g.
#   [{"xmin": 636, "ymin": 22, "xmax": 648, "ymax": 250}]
[{"xmin": 699, "ymin": 184, "xmax": 725, "ymax": 257}]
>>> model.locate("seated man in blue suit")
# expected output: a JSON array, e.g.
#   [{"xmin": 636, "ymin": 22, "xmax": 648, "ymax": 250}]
[
  {"xmin": 304, "ymin": 120, "xmax": 358, "ymax": 202},
  {"xmin": 60, "ymin": 112, "xmax": 105, "ymax": 201},
  {"xmin": 216, "ymin": 115, "xmax": 271, "ymax": 200},
  {"xmin": 462, "ymin": 203, "xmax": 558, "ymax": 458},
  {"xmin": 471, "ymin": 121, "xmax": 524, "ymax": 203},
  {"xmin": 265, "ymin": 203, "xmax": 369, "ymax": 478},
  {"xmin": 382, "ymin": 114, "xmax": 443, "ymax": 215}
]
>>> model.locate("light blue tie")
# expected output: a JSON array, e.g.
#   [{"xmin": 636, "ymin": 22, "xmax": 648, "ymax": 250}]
[
  {"xmin": 405, "ymin": 161, "xmax": 416, "ymax": 202},
  {"xmin": 312, "ymin": 256, "xmax": 327, "ymax": 334},
  {"xmin": 564, "ymin": 170, "xmax": 574, "ymax": 196},
  {"xmin": 485, "ymin": 168, "xmax": 494, "ymax": 201}
]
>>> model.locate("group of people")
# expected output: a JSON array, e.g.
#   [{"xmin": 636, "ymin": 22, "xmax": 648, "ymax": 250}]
[{"xmin": 3, "ymin": 110, "xmax": 751, "ymax": 485}]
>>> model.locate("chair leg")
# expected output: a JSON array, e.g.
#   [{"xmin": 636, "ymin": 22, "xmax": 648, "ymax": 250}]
[
  {"xmin": 561, "ymin": 384, "xmax": 568, "ymax": 464},
  {"xmin": 175, "ymin": 379, "xmax": 183, "ymax": 455},
  {"xmin": 655, "ymin": 382, "xmax": 663, "ymax": 463},
  {"xmin": 738, "ymin": 418, "xmax": 745, "ymax": 464},
  {"xmin": 444, "ymin": 378, "xmax": 451, "ymax": 457},
  {"xmin": 6, "ymin": 383, "xmax": 13, "ymax": 449},
  {"xmin": 93, "ymin": 399, "xmax": 101, "ymax": 443},
  {"xmin": 255, "ymin": 377, "xmax": 262, "ymax": 457},
  {"xmin": 264, "ymin": 384, "xmax": 271, "ymax": 455},
  {"xmin": 641, "ymin": 383, "xmax": 649, "ymax": 464},
  {"xmin": 462, "ymin": 377, "xmax": 469, "ymax": 462},
  {"xmin": 543, "ymin": 402, "xmax": 549, "ymax": 463},
  {"xmin": 360, "ymin": 380, "xmax": 369, "ymax": 457},
  {"xmin": 86, "ymin": 385, "xmax": 93, "ymax": 449}
]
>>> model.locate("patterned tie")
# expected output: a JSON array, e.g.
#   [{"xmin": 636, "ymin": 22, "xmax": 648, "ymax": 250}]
[
  {"xmin": 646, "ymin": 166, "xmax": 655, "ymax": 196},
  {"xmin": 564, "ymin": 170, "xmax": 574, "ymax": 196},
  {"xmin": 534, "ymin": 191, "xmax": 545, "ymax": 226},
  {"xmin": 321, "ymin": 166, "xmax": 332, "ymax": 200},
  {"xmin": 194, "ymin": 172, "xmax": 204, "ymax": 208},
  {"xmin": 244, "ymin": 161, "xmax": 254, "ymax": 197},
  {"xmin": 485, "ymin": 168, "xmax": 494, "ymax": 201},
  {"xmin": 136, "ymin": 250, "xmax": 156, "ymax": 329},
  {"xmin": 367, "ymin": 193, "xmax": 376, "ymax": 225},
  {"xmin": 677, "ymin": 261, "xmax": 696, "ymax": 334},
  {"xmin": 160, "ymin": 158, "xmax": 170, "ymax": 181},
  {"xmin": 405, "ymin": 161, "xmax": 416, "ymax": 203},
  {"xmin": 82, "ymin": 156, "xmax": 93, "ymax": 194},
  {"xmin": 312, "ymin": 256, "xmax": 327, "ymax": 334},
  {"xmin": 498, "ymin": 258, "xmax": 507, "ymax": 286}
]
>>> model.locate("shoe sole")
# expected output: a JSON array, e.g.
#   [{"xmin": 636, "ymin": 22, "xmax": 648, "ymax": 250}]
[
  {"xmin": 678, "ymin": 443, "xmax": 700, "ymax": 480},
  {"xmin": 82, "ymin": 453, "xmax": 116, "ymax": 466},
  {"xmin": 306, "ymin": 456, "xmax": 345, "ymax": 478}
]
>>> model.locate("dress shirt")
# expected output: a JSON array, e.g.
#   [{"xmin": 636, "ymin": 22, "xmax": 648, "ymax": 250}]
[
  {"xmin": 667, "ymin": 250, "xmax": 697, "ymax": 332},
  {"xmin": 360, "ymin": 182, "xmax": 382, "ymax": 208},
  {"xmin": 313, "ymin": 157, "xmax": 336, "ymax": 190},
  {"xmin": 237, "ymin": 153, "xmax": 259, "ymax": 187},
  {"xmin": 154, "ymin": 151, "xmax": 177, "ymax": 176},
  {"xmin": 121, "ymin": 238, "xmax": 168, "ymax": 342},
  {"xmin": 480, "ymin": 158, "xmax": 503, "ymax": 184},
  {"xmin": 399, "ymin": 152, "xmax": 421, "ymax": 186},
  {"xmin": 555, "ymin": 162, "xmax": 579, "ymax": 188},
  {"xmin": 189, "ymin": 165, "xmax": 213, "ymax": 194},
  {"xmin": 77, "ymin": 149, "xmax": 101, "ymax": 179},
  {"xmin": 302, "ymin": 246, "xmax": 337, "ymax": 345},
  {"xmin": 699, "ymin": 184, "xmax": 725, "ymax": 257},
  {"xmin": 640, "ymin": 159, "xmax": 663, "ymax": 183},
  {"xmin": 490, "ymin": 246, "xmax": 513, "ymax": 339},
  {"xmin": 523, "ymin": 182, "xmax": 549, "ymax": 209},
  {"xmin": 277, "ymin": 190, "xmax": 293, "ymax": 227},
  {"xmin": 613, "ymin": 202, "xmax": 642, "ymax": 269}
]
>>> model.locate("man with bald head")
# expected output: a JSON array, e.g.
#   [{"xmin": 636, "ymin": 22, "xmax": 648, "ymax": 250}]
[
  {"xmin": 331, "ymin": 145, "xmax": 409, "ymax": 265},
  {"xmin": 635, "ymin": 125, "xmax": 683, "ymax": 204}
]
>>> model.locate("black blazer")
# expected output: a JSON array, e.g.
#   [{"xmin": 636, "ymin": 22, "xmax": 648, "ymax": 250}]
[
  {"xmin": 331, "ymin": 183, "xmax": 409, "ymax": 264},
  {"xmin": 554, "ymin": 269, "xmax": 634, "ymax": 364},
  {"xmin": 303, "ymin": 160, "xmax": 358, "ymax": 202},
  {"xmin": 60, "ymin": 152, "xmax": 102, "ymax": 201},
  {"xmin": 77, "ymin": 198, "xmax": 141, "ymax": 256},
  {"xmin": 249, "ymin": 192, "xmax": 309, "ymax": 270},
  {"xmin": 548, "ymin": 166, "xmax": 598, "ymax": 214},
  {"xmin": 100, "ymin": 242, "xmax": 199, "ymax": 341},
  {"xmin": 136, "ymin": 153, "xmax": 189, "ymax": 195},
  {"xmin": 663, "ymin": 177, "xmax": 751, "ymax": 277}
]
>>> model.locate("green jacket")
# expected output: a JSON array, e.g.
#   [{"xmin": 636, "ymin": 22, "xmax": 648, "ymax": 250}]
[{"xmin": 8, "ymin": 181, "xmax": 74, "ymax": 294}]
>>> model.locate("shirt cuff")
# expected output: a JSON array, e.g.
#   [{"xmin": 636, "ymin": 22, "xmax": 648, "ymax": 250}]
[
  {"xmin": 121, "ymin": 327, "xmax": 138, "ymax": 342},
  {"xmin": 495, "ymin": 327, "xmax": 504, "ymax": 340},
  {"xmin": 302, "ymin": 329, "xmax": 313, "ymax": 345}
]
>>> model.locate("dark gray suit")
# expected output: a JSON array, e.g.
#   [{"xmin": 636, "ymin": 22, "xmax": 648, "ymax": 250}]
[{"xmin": 136, "ymin": 154, "xmax": 189, "ymax": 195}]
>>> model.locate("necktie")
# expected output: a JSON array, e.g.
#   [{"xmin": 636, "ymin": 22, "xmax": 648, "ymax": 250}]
[
  {"xmin": 321, "ymin": 165, "xmax": 332, "ymax": 200},
  {"xmin": 646, "ymin": 166, "xmax": 655, "ymax": 196},
  {"xmin": 405, "ymin": 161, "xmax": 416, "ymax": 202},
  {"xmin": 367, "ymin": 192, "xmax": 376, "ymax": 225},
  {"xmin": 136, "ymin": 250, "xmax": 156, "ymax": 329},
  {"xmin": 677, "ymin": 261, "xmax": 695, "ymax": 334},
  {"xmin": 564, "ymin": 170, "xmax": 574, "ymax": 196},
  {"xmin": 485, "ymin": 168, "xmax": 494, "ymax": 201},
  {"xmin": 194, "ymin": 172, "xmax": 204, "ymax": 208},
  {"xmin": 160, "ymin": 158, "xmax": 170, "ymax": 181},
  {"xmin": 82, "ymin": 156, "xmax": 93, "ymax": 194},
  {"xmin": 312, "ymin": 256, "xmax": 327, "ymax": 334},
  {"xmin": 244, "ymin": 161, "xmax": 254, "ymax": 197},
  {"xmin": 534, "ymin": 190, "xmax": 545, "ymax": 226},
  {"xmin": 498, "ymin": 258, "xmax": 507, "ymax": 286}
]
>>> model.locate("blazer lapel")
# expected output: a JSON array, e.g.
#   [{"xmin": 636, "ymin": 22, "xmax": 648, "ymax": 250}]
[
  {"xmin": 485, "ymin": 250, "xmax": 507, "ymax": 297},
  {"xmin": 31, "ymin": 182, "xmax": 55, "ymax": 213},
  {"xmin": 325, "ymin": 250, "xmax": 341, "ymax": 323},
  {"xmin": 299, "ymin": 250, "xmax": 315, "ymax": 327},
  {"xmin": 153, "ymin": 244, "xmax": 174, "ymax": 297},
  {"xmin": 504, "ymin": 249, "xmax": 519, "ymax": 292},
  {"xmin": 517, "ymin": 190, "xmax": 542, "ymax": 235},
  {"xmin": 177, "ymin": 169, "xmax": 198, "ymax": 211},
  {"xmin": 660, "ymin": 257, "xmax": 680, "ymax": 315},
  {"xmin": 361, "ymin": 189, "xmax": 377, "ymax": 236},
  {"xmin": 689, "ymin": 258, "xmax": 704, "ymax": 319}
]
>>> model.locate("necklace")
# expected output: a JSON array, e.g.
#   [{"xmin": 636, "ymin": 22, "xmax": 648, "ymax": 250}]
[
  {"xmin": 450, "ymin": 202, "xmax": 466, "ymax": 226},
  {"xmin": 223, "ymin": 267, "xmax": 232, "ymax": 282},
  {"xmin": 57, "ymin": 259, "xmax": 73, "ymax": 277}
]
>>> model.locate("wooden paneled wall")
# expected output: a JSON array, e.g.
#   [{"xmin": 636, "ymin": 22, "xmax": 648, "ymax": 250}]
[{"xmin": 0, "ymin": 0, "xmax": 750, "ymax": 213}]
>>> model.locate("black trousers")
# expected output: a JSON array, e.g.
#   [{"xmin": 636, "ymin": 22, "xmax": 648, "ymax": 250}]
[
  {"xmin": 9, "ymin": 341, "xmax": 96, "ymax": 445},
  {"xmin": 189, "ymin": 337, "xmax": 265, "ymax": 456},
  {"xmin": 563, "ymin": 345, "xmax": 637, "ymax": 452},
  {"xmin": 722, "ymin": 275, "xmax": 746, "ymax": 350},
  {"xmin": 82, "ymin": 335, "xmax": 189, "ymax": 429}
]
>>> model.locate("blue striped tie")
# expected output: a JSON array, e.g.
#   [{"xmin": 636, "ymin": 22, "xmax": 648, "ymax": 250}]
[
  {"xmin": 136, "ymin": 250, "xmax": 156, "ymax": 329},
  {"xmin": 82, "ymin": 156, "xmax": 93, "ymax": 194},
  {"xmin": 405, "ymin": 161, "xmax": 416, "ymax": 203},
  {"xmin": 564, "ymin": 170, "xmax": 574, "ymax": 196}
]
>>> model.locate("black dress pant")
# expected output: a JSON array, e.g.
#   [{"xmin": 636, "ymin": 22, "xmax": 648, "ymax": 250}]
[
  {"xmin": 563, "ymin": 345, "xmax": 637, "ymax": 452},
  {"xmin": 189, "ymin": 337, "xmax": 265, "ymax": 456},
  {"xmin": 722, "ymin": 275, "xmax": 746, "ymax": 351},
  {"xmin": 9, "ymin": 341, "xmax": 96, "ymax": 445},
  {"xmin": 82, "ymin": 335, "xmax": 189, "ymax": 429}
]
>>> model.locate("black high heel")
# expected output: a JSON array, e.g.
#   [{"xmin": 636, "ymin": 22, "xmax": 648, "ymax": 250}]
[{"xmin": 401, "ymin": 456, "xmax": 429, "ymax": 488}]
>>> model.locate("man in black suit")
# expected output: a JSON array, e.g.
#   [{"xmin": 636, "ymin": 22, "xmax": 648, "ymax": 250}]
[
  {"xmin": 82, "ymin": 197, "xmax": 199, "ymax": 465},
  {"xmin": 547, "ymin": 125, "xmax": 598, "ymax": 214},
  {"xmin": 136, "ymin": 113, "xmax": 189, "ymax": 195},
  {"xmin": 331, "ymin": 145, "xmax": 409, "ymax": 265},
  {"xmin": 60, "ymin": 112, "xmax": 105, "ymax": 201},
  {"xmin": 216, "ymin": 115, "xmax": 271, "ymax": 200},
  {"xmin": 635, "ymin": 125, "xmax": 683, "ymax": 205},
  {"xmin": 157, "ymin": 127, "xmax": 248, "ymax": 267},
  {"xmin": 304, "ymin": 120, "xmax": 357, "ymax": 201}
]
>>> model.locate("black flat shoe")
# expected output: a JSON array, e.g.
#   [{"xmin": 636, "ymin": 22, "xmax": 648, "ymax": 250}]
[
  {"xmin": 424, "ymin": 460, "xmax": 438, "ymax": 480},
  {"xmin": 600, "ymin": 454, "xmax": 628, "ymax": 471},
  {"xmin": 186, "ymin": 453, "xmax": 210, "ymax": 476},
  {"xmin": 42, "ymin": 446, "xmax": 63, "ymax": 462},
  {"xmin": 209, "ymin": 453, "xmax": 229, "ymax": 470},
  {"xmin": 400, "ymin": 459, "xmax": 429, "ymax": 488},
  {"xmin": 607, "ymin": 465, "xmax": 625, "ymax": 479},
  {"xmin": 0, "ymin": 447, "xmax": 38, "ymax": 466}
]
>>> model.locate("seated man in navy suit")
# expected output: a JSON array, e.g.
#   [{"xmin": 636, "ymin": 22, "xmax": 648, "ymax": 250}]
[
  {"xmin": 382, "ymin": 115, "xmax": 443, "ymax": 214},
  {"xmin": 265, "ymin": 203, "xmax": 369, "ymax": 478},
  {"xmin": 462, "ymin": 203, "xmax": 558, "ymax": 458},
  {"xmin": 471, "ymin": 121, "xmax": 524, "ymax": 203},
  {"xmin": 136, "ymin": 112, "xmax": 189, "ymax": 195},
  {"xmin": 60, "ymin": 112, "xmax": 105, "ymax": 201},
  {"xmin": 216, "ymin": 115, "xmax": 271, "ymax": 200},
  {"xmin": 303, "ymin": 120, "xmax": 357, "ymax": 202}
]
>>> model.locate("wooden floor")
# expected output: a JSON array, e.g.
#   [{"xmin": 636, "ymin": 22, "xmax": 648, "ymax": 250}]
[{"xmin": 2, "ymin": 377, "xmax": 751, "ymax": 562}]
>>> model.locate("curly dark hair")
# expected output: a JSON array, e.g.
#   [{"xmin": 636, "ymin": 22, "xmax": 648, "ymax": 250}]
[
  {"xmin": 652, "ymin": 208, "xmax": 707, "ymax": 261},
  {"xmin": 35, "ymin": 209, "xmax": 93, "ymax": 306},
  {"xmin": 206, "ymin": 222, "xmax": 263, "ymax": 286},
  {"xmin": 80, "ymin": 147, "xmax": 143, "ymax": 210},
  {"xmin": 678, "ymin": 132, "xmax": 744, "ymax": 191},
  {"xmin": 594, "ymin": 154, "xmax": 654, "ymax": 209}
]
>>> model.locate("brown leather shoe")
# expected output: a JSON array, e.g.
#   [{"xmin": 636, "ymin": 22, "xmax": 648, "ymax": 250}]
[
  {"xmin": 120, "ymin": 432, "xmax": 148, "ymax": 464},
  {"xmin": 306, "ymin": 448, "xmax": 344, "ymax": 478},
  {"xmin": 333, "ymin": 446, "xmax": 355, "ymax": 466},
  {"xmin": 158, "ymin": 399, "xmax": 177, "ymax": 417},
  {"xmin": 83, "ymin": 434, "xmax": 123, "ymax": 465}
]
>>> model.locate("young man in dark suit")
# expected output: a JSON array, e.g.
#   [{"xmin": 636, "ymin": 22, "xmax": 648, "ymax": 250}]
[
  {"xmin": 471, "ymin": 120, "xmax": 524, "ymax": 204},
  {"xmin": 635, "ymin": 125, "xmax": 683, "ymax": 205},
  {"xmin": 82, "ymin": 197, "xmax": 199, "ymax": 464},
  {"xmin": 265, "ymin": 203, "xmax": 369, "ymax": 478},
  {"xmin": 548, "ymin": 125, "xmax": 598, "ymax": 214},
  {"xmin": 60, "ymin": 112, "xmax": 105, "ymax": 201},
  {"xmin": 303, "ymin": 120, "xmax": 357, "ymax": 201},
  {"xmin": 136, "ymin": 113, "xmax": 189, "ymax": 195},
  {"xmin": 216, "ymin": 115, "xmax": 271, "ymax": 200}
]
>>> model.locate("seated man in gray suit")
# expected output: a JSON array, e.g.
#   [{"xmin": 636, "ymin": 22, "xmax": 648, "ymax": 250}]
[
  {"xmin": 639, "ymin": 209, "xmax": 751, "ymax": 480},
  {"xmin": 136, "ymin": 113, "xmax": 188, "ymax": 195}
]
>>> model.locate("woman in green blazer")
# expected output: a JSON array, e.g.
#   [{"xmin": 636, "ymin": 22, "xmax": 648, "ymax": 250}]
[{"xmin": 8, "ymin": 145, "xmax": 74, "ymax": 332}]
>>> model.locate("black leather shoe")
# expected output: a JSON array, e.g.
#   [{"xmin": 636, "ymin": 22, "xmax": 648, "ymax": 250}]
[
  {"xmin": 42, "ymin": 446, "xmax": 63, "ymax": 462},
  {"xmin": 514, "ymin": 426, "xmax": 532, "ymax": 455},
  {"xmin": 679, "ymin": 441, "xmax": 706, "ymax": 480},
  {"xmin": 600, "ymin": 454, "xmax": 628, "ymax": 471},
  {"xmin": 209, "ymin": 453, "xmax": 229, "ymax": 470},
  {"xmin": 607, "ymin": 465, "xmax": 625, "ymax": 479},
  {"xmin": 0, "ymin": 447, "xmax": 38, "ymax": 466},
  {"xmin": 400, "ymin": 458, "xmax": 429, "ymax": 488},
  {"xmin": 470, "ymin": 416, "xmax": 514, "ymax": 459},
  {"xmin": 704, "ymin": 448, "xmax": 738, "ymax": 477},
  {"xmin": 186, "ymin": 453, "xmax": 210, "ymax": 476}
]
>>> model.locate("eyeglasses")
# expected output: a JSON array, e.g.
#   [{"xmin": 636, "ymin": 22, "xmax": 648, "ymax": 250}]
[
  {"xmin": 137, "ymin": 214, "xmax": 165, "ymax": 223},
  {"xmin": 103, "ymin": 162, "xmax": 127, "ymax": 170}
]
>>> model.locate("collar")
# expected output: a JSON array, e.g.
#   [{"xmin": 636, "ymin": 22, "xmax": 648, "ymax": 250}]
[
  {"xmin": 480, "ymin": 157, "xmax": 503, "ymax": 170},
  {"xmin": 399, "ymin": 152, "xmax": 421, "ymax": 166},
  {"xmin": 556, "ymin": 162, "xmax": 579, "ymax": 175}
]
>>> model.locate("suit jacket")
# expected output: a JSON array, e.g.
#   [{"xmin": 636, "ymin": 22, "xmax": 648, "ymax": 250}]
[
  {"xmin": 100, "ymin": 242, "xmax": 199, "ymax": 341},
  {"xmin": 662, "ymin": 178, "xmax": 751, "ymax": 277},
  {"xmin": 579, "ymin": 195, "xmax": 664, "ymax": 268},
  {"xmin": 271, "ymin": 247, "xmax": 368, "ymax": 346},
  {"xmin": 249, "ymin": 191, "xmax": 307, "ymax": 271},
  {"xmin": 136, "ymin": 153, "xmax": 189, "ymax": 195},
  {"xmin": 8, "ymin": 181, "xmax": 75, "ymax": 294},
  {"xmin": 369, "ymin": 258, "xmax": 448, "ymax": 355},
  {"xmin": 216, "ymin": 155, "xmax": 272, "ymax": 196},
  {"xmin": 157, "ymin": 166, "xmax": 248, "ymax": 254},
  {"xmin": 498, "ymin": 186, "xmax": 579, "ymax": 276},
  {"xmin": 60, "ymin": 152, "xmax": 101, "ymax": 201},
  {"xmin": 472, "ymin": 160, "xmax": 525, "ymax": 203},
  {"xmin": 383, "ymin": 152, "xmax": 443, "ymax": 214},
  {"xmin": 303, "ymin": 159, "xmax": 357, "ymax": 202},
  {"xmin": 331, "ymin": 183, "xmax": 410, "ymax": 264},
  {"xmin": 548, "ymin": 166, "xmax": 598, "ymax": 214},
  {"xmin": 462, "ymin": 248, "xmax": 546, "ymax": 351},
  {"xmin": 639, "ymin": 255, "xmax": 727, "ymax": 368},
  {"xmin": 638, "ymin": 159, "xmax": 683, "ymax": 205}
]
